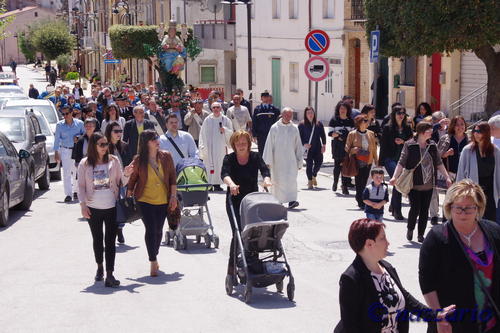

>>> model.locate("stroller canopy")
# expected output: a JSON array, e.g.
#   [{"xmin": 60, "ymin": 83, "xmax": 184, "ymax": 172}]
[
  {"xmin": 176, "ymin": 158, "xmax": 209, "ymax": 192},
  {"xmin": 239, "ymin": 192, "xmax": 288, "ymax": 230}
]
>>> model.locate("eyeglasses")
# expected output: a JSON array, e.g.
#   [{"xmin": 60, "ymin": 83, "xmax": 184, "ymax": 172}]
[
  {"xmin": 97, "ymin": 142, "xmax": 109, "ymax": 148},
  {"xmin": 362, "ymin": 119, "xmax": 369, "ymax": 123},
  {"xmin": 396, "ymin": 111, "xmax": 407, "ymax": 116},
  {"xmin": 112, "ymin": 129, "xmax": 123, "ymax": 133},
  {"xmin": 150, "ymin": 135, "xmax": 160, "ymax": 141},
  {"xmin": 62, "ymin": 112, "xmax": 71, "ymax": 116},
  {"xmin": 450, "ymin": 205, "xmax": 478, "ymax": 215},
  {"xmin": 472, "ymin": 129, "xmax": 481, "ymax": 133}
]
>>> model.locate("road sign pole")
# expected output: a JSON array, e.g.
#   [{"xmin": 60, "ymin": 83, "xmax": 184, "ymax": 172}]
[{"xmin": 314, "ymin": 81, "xmax": 318, "ymax": 115}]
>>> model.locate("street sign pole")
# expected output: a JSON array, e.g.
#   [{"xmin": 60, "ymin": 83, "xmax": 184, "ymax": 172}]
[
  {"xmin": 314, "ymin": 81, "xmax": 319, "ymax": 114},
  {"xmin": 371, "ymin": 27, "xmax": 380, "ymax": 115}
]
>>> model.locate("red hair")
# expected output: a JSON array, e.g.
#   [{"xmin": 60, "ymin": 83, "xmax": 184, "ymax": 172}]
[
  {"xmin": 348, "ymin": 219, "xmax": 385, "ymax": 253},
  {"xmin": 472, "ymin": 122, "xmax": 494, "ymax": 157}
]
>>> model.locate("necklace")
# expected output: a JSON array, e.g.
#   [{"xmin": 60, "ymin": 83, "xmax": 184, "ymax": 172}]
[{"xmin": 458, "ymin": 225, "xmax": 479, "ymax": 247}]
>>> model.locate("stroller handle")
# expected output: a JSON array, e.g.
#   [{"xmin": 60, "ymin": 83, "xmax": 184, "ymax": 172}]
[{"xmin": 177, "ymin": 184, "xmax": 213, "ymax": 189}]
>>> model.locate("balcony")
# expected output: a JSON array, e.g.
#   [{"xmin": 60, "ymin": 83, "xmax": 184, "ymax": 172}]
[
  {"xmin": 351, "ymin": 0, "xmax": 365, "ymax": 20},
  {"xmin": 193, "ymin": 20, "xmax": 235, "ymax": 52}
]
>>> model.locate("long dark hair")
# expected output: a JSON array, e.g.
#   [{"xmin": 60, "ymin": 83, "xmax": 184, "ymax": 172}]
[
  {"xmin": 334, "ymin": 101, "xmax": 352, "ymax": 120},
  {"xmin": 302, "ymin": 106, "xmax": 317, "ymax": 126},
  {"xmin": 104, "ymin": 121, "xmax": 123, "ymax": 156},
  {"xmin": 138, "ymin": 129, "xmax": 158, "ymax": 170},
  {"xmin": 472, "ymin": 122, "xmax": 494, "ymax": 157},
  {"xmin": 389, "ymin": 105, "xmax": 410, "ymax": 131},
  {"xmin": 86, "ymin": 132, "xmax": 109, "ymax": 168},
  {"xmin": 105, "ymin": 104, "xmax": 119, "ymax": 121},
  {"xmin": 416, "ymin": 102, "xmax": 432, "ymax": 117}
]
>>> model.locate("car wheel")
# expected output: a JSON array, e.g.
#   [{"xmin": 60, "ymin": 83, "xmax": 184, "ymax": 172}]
[
  {"xmin": 0, "ymin": 188, "xmax": 9, "ymax": 228},
  {"xmin": 16, "ymin": 172, "xmax": 34, "ymax": 211},
  {"xmin": 37, "ymin": 163, "xmax": 50, "ymax": 190}
]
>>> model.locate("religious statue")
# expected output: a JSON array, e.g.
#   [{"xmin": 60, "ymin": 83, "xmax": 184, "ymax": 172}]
[{"xmin": 158, "ymin": 20, "xmax": 187, "ymax": 76}]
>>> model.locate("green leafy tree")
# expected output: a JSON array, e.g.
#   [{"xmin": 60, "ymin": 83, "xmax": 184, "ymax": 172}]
[
  {"xmin": 31, "ymin": 20, "xmax": 75, "ymax": 62},
  {"xmin": 0, "ymin": 0, "xmax": 14, "ymax": 41},
  {"xmin": 18, "ymin": 31, "xmax": 36, "ymax": 62},
  {"xmin": 365, "ymin": 0, "xmax": 500, "ymax": 117}
]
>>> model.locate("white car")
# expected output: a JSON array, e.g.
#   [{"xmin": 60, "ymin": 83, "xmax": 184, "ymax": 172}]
[
  {"xmin": 31, "ymin": 110, "xmax": 60, "ymax": 180},
  {"xmin": 1, "ymin": 99, "xmax": 62, "ymax": 179}
]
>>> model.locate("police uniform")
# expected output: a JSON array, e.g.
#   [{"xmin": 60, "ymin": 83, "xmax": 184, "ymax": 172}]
[{"xmin": 252, "ymin": 101, "xmax": 280, "ymax": 156}]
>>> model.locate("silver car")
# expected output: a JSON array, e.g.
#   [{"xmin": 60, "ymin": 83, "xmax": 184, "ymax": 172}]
[
  {"xmin": 32, "ymin": 110, "xmax": 60, "ymax": 181},
  {"xmin": 1, "ymin": 99, "xmax": 62, "ymax": 179}
]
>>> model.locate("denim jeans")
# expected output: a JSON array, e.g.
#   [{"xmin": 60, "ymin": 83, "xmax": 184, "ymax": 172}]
[
  {"xmin": 384, "ymin": 158, "xmax": 402, "ymax": 213},
  {"xmin": 366, "ymin": 213, "xmax": 383, "ymax": 222}
]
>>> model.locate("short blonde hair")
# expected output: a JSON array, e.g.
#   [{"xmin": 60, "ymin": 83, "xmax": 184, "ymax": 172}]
[
  {"xmin": 443, "ymin": 179, "xmax": 486, "ymax": 220},
  {"xmin": 230, "ymin": 130, "xmax": 252, "ymax": 152}
]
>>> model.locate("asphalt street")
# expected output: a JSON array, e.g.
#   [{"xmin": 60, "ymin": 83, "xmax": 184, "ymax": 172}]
[{"xmin": 0, "ymin": 66, "xmax": 432, "ymax": 332}]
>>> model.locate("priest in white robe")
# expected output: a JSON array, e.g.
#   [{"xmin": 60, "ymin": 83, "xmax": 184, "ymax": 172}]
[
  {"xmin": 199, "ymin": 102, "xmax": 233, "ymax": 191},
  {"xmin": 263, "ymin": 107, "xmax": 303, "ymax": 208}
]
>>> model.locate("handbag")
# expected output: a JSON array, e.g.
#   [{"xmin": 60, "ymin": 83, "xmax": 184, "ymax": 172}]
[
  {"xmin": 303, "ymin": 124, "xmax": 315, "ymax": 160},
  {"xmin": 395, "ymin": 145, "xmax": 429, "ymax": 196},
  {"xmin": 341, "ymin": 154, "xmax": 358, "ymax": 177},
  {"xmin": 149, "ymin": 161, "xmax": 181, "ymax": 231},
  {"xmin": 116, "ymin": 186, "xmax": 143, "ymax": 224}
]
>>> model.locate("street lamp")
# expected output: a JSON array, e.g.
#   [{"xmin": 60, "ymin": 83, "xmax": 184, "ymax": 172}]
[
  {"xmin": 221, "ymin": 0, "xmax": 253, "ymax": 103},
  {"xmin": 12, "ymin": 33, "xmax": 20, "ymax": 64}
]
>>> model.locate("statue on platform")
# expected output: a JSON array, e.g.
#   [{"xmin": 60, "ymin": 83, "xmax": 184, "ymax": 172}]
[{"xmin": 158, "ymin": 20, "xmax": 186, "ymax": 76}]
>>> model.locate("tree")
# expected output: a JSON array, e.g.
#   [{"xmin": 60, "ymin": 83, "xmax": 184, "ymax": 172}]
[
  {"xmin": 18, "ymin": 31, "xmax": 36, "ymax": 62},
  {"xmin": 0, "ymin": 0, "xmax": 14, "ymax": 41},
  {"xmin": 31, "ymin": 20, "xmax": 74, "ymax": 62},
  {"xmin": 365, "ymin": 0, "xmax": 500, "ymax": 117}
]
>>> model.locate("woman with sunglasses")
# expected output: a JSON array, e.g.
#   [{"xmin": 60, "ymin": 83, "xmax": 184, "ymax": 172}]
[
  {"xmin": 390, "ymin": 122, "xmax": 452, "ymax": 243},
  {"xmin": 419, "ymin": 179, "xmax": 500, "ymax": 333},
  {"xmin": 78, "ymin": 132, "xmax": 124, "ymax": 287},
  {"xmin": 360, "ymin": 104, "xmax": 382, "ymax": 141},
  {"xmin": 127, "ymin": 130, "xmax": 177, "ymax": 277},
  {"xmin": 105, "ymin": 121, "xmax": 133, "ymax": 243},
  {"xmin": 457, "ymin": 122, "xmax": 500, "ymax": 221},
  {"xmin": 101, "ymin": 104, "xmax": 126, "ymax": 134},
  {"xmin": 345, "ymin": 114, "xmax": 378, "ymax": 210},
  {"xmin": 379, "ymin": 106, "xmax": 413, "ymax": 220}
]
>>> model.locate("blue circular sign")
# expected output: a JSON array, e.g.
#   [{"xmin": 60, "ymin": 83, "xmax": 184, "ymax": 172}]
[{"xmin": 305, "ymin": 30, "xmax": 330, "ymax": 55}]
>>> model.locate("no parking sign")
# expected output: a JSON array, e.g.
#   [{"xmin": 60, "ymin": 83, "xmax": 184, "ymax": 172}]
[{"xmin": 304, "ymin": 30, "xmax": 330, "ymax": 56}]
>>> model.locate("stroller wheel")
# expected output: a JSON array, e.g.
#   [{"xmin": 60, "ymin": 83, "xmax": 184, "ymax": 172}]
[
  {"xmin": 164, "ymin": 231, "xmax": 171, "ymax": 246},
  {"xmin": 287, "ymin": 283, "xmax": 295, "ymax": 302},
  {"xmin": 225, "ymin": 275, "xmax": 233, "ymax": 296},
  {"xmin": 195, "ymin": 235, "xmax": 201, "ymax": 244},
  {"xmin": 182, "ymin": 235, "xmax": 188, "ymax": 250},
  {"xmin": 244, "ymin": 284, "xmax": 252, "ymax": 304},
  {"xmin": 204, "ymin": 234, "xmax": 211, "ymax": 249},
  {"xmin": 276, "ymin": 280, "xmax": 284, "ymax": 293},
  {"xmin": 213, "ymin": 235, "xmax": 220, "ymax": 249}
]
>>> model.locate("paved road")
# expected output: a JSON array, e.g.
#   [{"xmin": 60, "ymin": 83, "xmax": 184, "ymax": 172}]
[{"xmin": 0, "ymin": 66, "xmax": 431, "ymax": 332}]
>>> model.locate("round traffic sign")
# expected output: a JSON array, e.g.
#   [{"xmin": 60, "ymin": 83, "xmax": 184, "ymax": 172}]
[
  {"xmin": 304, "ymin": 56, "xmax": 329, "ymax": 82},
  {"xmin": 305, "ymin": 30, "xmax": 330, "ymax": 55}
]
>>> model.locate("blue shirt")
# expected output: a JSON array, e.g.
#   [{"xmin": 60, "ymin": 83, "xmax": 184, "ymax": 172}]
[
  {"xmin": 54, "ymin": 118, "xmax": 84, "ymax": 151},
  {"xmin": 363, "ymin": 182, "xmax": 389, "ymax": 215},
  {"xmin": 49, "ymin": 96, "xmax": 67, "ymax": 109},
  {"xmin": 159, "ymin": 130, "xmax": 198, "ymax": 166}
]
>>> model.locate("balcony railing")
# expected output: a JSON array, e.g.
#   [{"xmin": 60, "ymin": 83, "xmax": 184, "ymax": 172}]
[{"xmin": 351, "ymin": 0, "xmax": 365, "ymax": 20}]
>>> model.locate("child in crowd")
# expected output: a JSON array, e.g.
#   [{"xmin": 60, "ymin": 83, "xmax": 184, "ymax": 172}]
[{"xmin": 362, "ymin": 168, "xmax": 389, "ymax": 222}]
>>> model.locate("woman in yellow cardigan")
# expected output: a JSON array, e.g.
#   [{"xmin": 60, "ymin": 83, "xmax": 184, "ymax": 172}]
[{"xmin": 345, "ymin": 114, "xmax": 378, "ymax": 209}]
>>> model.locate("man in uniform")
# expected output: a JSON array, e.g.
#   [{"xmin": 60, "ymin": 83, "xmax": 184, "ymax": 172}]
[{"xmin": 252, "ymin": 91, "xmax": 280, "ymax": 156}]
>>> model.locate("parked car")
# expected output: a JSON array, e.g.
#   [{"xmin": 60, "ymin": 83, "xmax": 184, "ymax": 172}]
[
  {"xmin": 1, "ymin": 99, "xmax": 61, "ymax": 179},
  {"xmin": 0, "ymin": 85, "xmax": 23, "ymax": 94},
  {"xmin": 32, "ymin": 109, "xmax": 61, "ymax": 180},
  {"xmin": 0, "ymin": 72, "xmax": 19, "ymax": 86},
  {"xmin": 0, "ymin": 132, "xmax": 34, "ymax": 227},
  {"xmin": 0, "ymin": 109, "xmax": 50, "ymax": 191}
]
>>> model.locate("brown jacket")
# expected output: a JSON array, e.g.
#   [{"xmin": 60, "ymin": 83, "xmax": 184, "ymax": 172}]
[
  {"xmin": 345, "ymin": 129, "xmax": 378, "ymax": 165},
  {"xmin": 127, "ymin": 150, "xmax": 176, "ymax": 199}
]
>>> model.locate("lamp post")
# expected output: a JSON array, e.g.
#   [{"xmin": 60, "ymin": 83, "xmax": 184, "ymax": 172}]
[
  {"xmin": 221, "ymin": 0, "xmax": 253, "ymax": 104},
  {"xmin": 12, "ymin": 33, "xmax": 20, "ymax": 64}
]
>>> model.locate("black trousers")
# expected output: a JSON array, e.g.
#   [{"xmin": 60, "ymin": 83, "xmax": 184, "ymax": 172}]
[
  {"xmin": 407, "ymin": 189, "xmax": 433, "ymax": 236},
  {"xmin": 87, "ymin": 207, "xmax": 117, "ymax": 271},
  {"xmin": 355, "ymin": 165, "xmax": 371, "ymax": 206},
  {"xmin": 306, "ymin": 151, "xmax": 323, "ymax": 180},
  {"xmin": 226, "ymin": 194, "xmax": 242, "ymax": 274},
  {"xmin": 257, "ymin": 136, "xmax": 267, "ymax": 157},
  {"xmin": 333, "ymin": 157, "xmax": 351, "ymax": 186},
  {"xmin": 138, "ymin": 202, "xmax": 168, "ymax": 262}
]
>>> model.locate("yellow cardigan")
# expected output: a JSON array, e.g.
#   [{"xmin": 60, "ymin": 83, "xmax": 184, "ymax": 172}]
[{"xmin": 345, "ymin": 129, "xmax": 378, "ymax": 166}]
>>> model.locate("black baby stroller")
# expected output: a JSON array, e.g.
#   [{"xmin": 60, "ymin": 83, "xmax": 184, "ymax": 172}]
[
  {"xmin": 225, "ymin": 191, "xmax": 295, "ymax": 303},
  {"xmin": 165, "ymin": 158, "xmax": 219, "ymax": 250}
]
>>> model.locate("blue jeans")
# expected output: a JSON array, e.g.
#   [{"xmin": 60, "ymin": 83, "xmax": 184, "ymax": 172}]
[
  {"xmin": 384, "ymin": 158, "xmax": 402, "ymax": 214},
  {"xmin": 366, "ymin": 213, "xmax": 383, "ymax": 222}
]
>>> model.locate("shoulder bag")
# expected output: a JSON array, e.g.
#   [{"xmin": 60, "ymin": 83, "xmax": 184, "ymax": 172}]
[
  {"xmin": 303, "ymin": 124, "xmax": 315, "ymax": 161},
  {"xmin": 449, "ymin": 222, "xmax": 500, "ymax": 321},
  {"xmin": 116, "ymin": 186, "xmax": 143, "ymax": 224},
  {"xmin": 166, "ymin": 135, "xmax": 185, "ymax": 159},
  {"xmin": 341, "ymin": 133, "xmax": 358, "ymax": 177},
  {"xmin": 150, "ymin": 160, "xmax": 181, "ymax": 231},
  {"xmin": 395, "ymin": 145, "xmax": 429, "ymax": 197}
]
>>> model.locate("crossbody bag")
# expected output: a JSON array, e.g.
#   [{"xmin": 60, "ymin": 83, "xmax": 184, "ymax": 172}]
[
  {"xmin": 395, "ymin": 145, "xmax": 429, "ymax": 197},
  {"xmin": 303, "ymin": 124, "xmax": 315, "ymax": 160}
]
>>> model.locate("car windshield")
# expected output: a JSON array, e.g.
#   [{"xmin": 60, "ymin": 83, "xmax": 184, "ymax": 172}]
[
  {"xmin": 0, "ymin": 117, "xmax": 26, "ymax": 142},
  {"xmin": 0, "ymin": 87, "xmax": 22, "ymax": 94},
  {"xmin": 4, "ymin": 105, "xmax": 57, "ymax": 123},
  {"xmin": 0, "ymin": 96, "xmax": 26, "ymax": 104}
]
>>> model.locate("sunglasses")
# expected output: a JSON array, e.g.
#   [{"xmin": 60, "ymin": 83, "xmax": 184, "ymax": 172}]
[
  {"xmin": 150, "ymin": 136, "xmax": 160, "ymax": 141},
  {"xmin": 112, "ymin": 129, "xmax": 123, "ymax": 133},
  {"xmin": 362, "ymin": 119, "xmax": 369, "ymax": 123},
  {"xmin": 62, "ymin": 112, "xmax": 71, "ymax": 116},
  {"xmin": 396, "ymin": 111, "xmax": 407, "ymax": 116},
  {"xmin": 97, "ymin": 142, "xmax": 109, "ymax": 148},
  {"xmin": 472, "ymin": 129, "xmax": 481, "ymax": 133}
]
